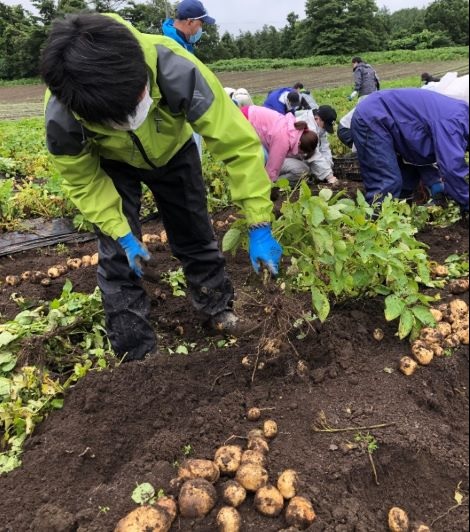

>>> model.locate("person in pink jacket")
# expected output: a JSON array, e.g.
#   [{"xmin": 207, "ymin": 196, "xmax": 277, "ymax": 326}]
[{"xmin": 241, "ymin": 105, "xmax": 318, "ymax": 182}]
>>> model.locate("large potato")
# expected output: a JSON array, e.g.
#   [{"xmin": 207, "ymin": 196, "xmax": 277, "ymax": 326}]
[
  {"xmin": 449, "ymin": 299, "xmax": 468, "ymax": 319},
  {"xmin": 388, "ymin": 507, "xmax": 410, "ymax": 532},
  {"xmin": 216, "ymin": 506, "xmax": 241, "ymax": 532},
  {"xmin": 449, "ymin": 279, "xmax": 470, "ymax": 294},
  {"xmin": 254, "ymin": 485, "xmax": 284, "ymax": 517},
  {"xmin": 277, "ymin": 470, "xmax": 299, "ymax": 500},
  {"xmin": 222, "ymin": 480, "xmax": 247, "ymax": 508},
  {"xmin": 285, "ymin": 497, "xmax": 316, "ymax": 529},
  {"xmin": 214, "ymin": 446, "xmax": 243, "ymax": 476},
  {"xmin": 178, "ymin": 459, "xmax": 220, "ymax": 483},
  {"xmin": 235, "ymin": 463, "xmax": 269, "ymax": 492},
  {"xmin": 241, "ymin": 450, "xmax": 267, "ymax": 468},
  {"xmin": 114, "ymin": 505, "xmax": 173, "ymax": 532},
  {"xmin": 178, "ymin": 479, "xmax": 217, "ymax": 518},
  {"xmin": 411, "ymin": 342, "xmax": 434, "ymax": 366}
]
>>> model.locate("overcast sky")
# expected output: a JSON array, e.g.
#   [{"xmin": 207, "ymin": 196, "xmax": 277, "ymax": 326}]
[{"xmin": 2, "ymin": 0, "xmax": 432, "ymax": 34}]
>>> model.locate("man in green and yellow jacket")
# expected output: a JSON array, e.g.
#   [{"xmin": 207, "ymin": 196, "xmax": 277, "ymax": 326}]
[{"xmin": 41, "ymin": 13, "xmax": 282, "ymax": 362}]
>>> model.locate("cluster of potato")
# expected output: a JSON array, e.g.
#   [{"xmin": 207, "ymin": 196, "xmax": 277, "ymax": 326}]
[
  {"xmin": 3, "ymin": 253, "xmax": 99, "ymax": 288},
  {"xmin": 400, "ymin": 299, "xmax": 469, "ymax": 376},
  {"xmin": 388, "ymin": 507, "xmax": 431, "ymax": 531},
  {"xmin": 114, "ymin": 413, "xmax": 316, "ymax": 532},
  {"xmin": 142, "ymin": 231, "xmax": 168, "ymax": 245}
]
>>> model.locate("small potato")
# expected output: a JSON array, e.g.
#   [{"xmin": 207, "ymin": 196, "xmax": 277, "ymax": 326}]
[
  {"xmin": 178, "ymin": 459, "xmax": 220, "ymax": 484},
  {"xmin": 431, "ymin": 264, "xmax": 449, "ymax": 278},
  {"xmin": 241, "ymin": 450, "xmax": 267, "ymax": 468},
  {"xmin": 81, "ymin": 255, "xmax": 92, "ymax": 267},
  {"xmin": 248, "ymin": 429, "xmax": 264, "ymax": 440},
  {"xmin": 400, "ymin": 357, "xmax": 418, "ymax": 377},
  {"xmin": 41, "ymin": 278, "xmax": 51, "ymax": 287},
  {"xmin": 430, "ymin": 344, "xmax": 445, "ymax": 358},
  {"xmin": 247, "ymin": 407, "xmax": 261, "ymax": 422},
  {"xmin": 235, "ymin": 463, "xmax": 269, "ymax": 492},
  {"xmin": 373, "ymin": 328, "xmax": 385, "ymax": 341},
  {"xmin": 412, "ymin": 524, "xmax": 431, "ymax": 532},
  {"xmin": 160, "ymin": 230, "xmax": 168, "ymax": 244},
  {"xmin": 254, "ymin": 485, "xmax": 284, "ymax": 517},
  {"xmin": 5, "ymin": 275, "xmax": 20, "ymax": 287},
  {"xmin": 443, "ymin": 334, "xmax": 461, "ymax": 349},
  {"xmin": 222, "ymin": 480, "xmax": 246, "ymax": 508},
  {"xmin": 457, "ymin": 327, "xmax": 469, "ymax": 345},
  {"xmin": 263, "ymin": 420, "xmax": 278, "ymax": 440},
  {"xmin": 155, "ymin": 496, "xmax": 177, "ymax": 523},
  {"xmin": 277, "ymin": 469, "xmax": 299, "ymax": 500},
  {"xmin": 412, "ymin": 341, "xmax": 434, "ymax": 366},
  {"xmin": 90, "ymin": 253, "xmax": 99, "ymax": 266},
  {"xmin": 247, "ymin": 436, "xmax": 270, "ymax": 455},
  {"xmin": 114, "ymin": 505, "xmax": 173, "ymax": 532},
  {"xmin": 142, "ymin": 234, "xmax": 160, "ymax": 245},
  {"xmin": 214, "ymin": 445, "xmax": 243, "ymax": 476},
  {"xmin": 20, "ymin": 271, "xmax": 32, "ymax": 282},
  {"xmin": 178, "ymin": 479, "xmax": 217, "ymax": 518},
  {"xmin": 216, "ymin": 506, "xmax": 241, "ymax": 532},
  {"xmin": 285, "ymin": 496, "xmax": 316, "ymax": 530},
  {"xmin": 450, "ymin": 299, "xmax": 469, "ymax": 319},
  {"xmin": 430, "ymin": 308, "xmax": 443, "ymax": 323},
  {"xmin": 419, "ymin": 328, "xmax": 442, "ymax": 345},
  {"xmin": 67, "ymin": 258, "xmax": 82, "ymax": 270},
  {"xmin": 449, "ymin": 278, "xmax": 470, "ymax": 295},
  {"xmin": 388, "ymin": 507, "xmax": 410, "ymax": 532},
  {"xmin": 436, "ymin": 322, "xmax": 452, "ymax": 338}
]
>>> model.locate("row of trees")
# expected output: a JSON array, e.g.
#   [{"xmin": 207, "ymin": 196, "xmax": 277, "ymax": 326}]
[{"xmin": 0, "ymin": 0, "xmax": 469, "ymax": 79}]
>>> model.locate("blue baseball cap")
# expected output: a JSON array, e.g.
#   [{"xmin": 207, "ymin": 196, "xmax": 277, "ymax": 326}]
[{"xmin": 176, "ymin": 0, "xmax": 216, "ymax": 24}]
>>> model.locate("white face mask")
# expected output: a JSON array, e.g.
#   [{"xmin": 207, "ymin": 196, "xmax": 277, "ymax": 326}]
[{"xmin": 110, "ymin": 87, "xmax": 153, "ymax": 131}]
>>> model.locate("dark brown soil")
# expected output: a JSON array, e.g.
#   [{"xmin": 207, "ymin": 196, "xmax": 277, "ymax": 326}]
[{"xmin": 0, "ymin": 196, "xmax": 468, "ymax": 532}]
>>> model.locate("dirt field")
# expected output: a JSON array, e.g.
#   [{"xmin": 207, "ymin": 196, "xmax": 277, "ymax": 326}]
[
  {"xmin": 0, "ymin": 59, "xmax": 467, "ymax": 119},
  {"xmin": 0, "ymin": 195, "xmax": 468, "ymax": 531}
]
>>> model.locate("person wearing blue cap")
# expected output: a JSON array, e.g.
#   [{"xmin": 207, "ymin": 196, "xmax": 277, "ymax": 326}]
[{"xmin": 162, "ymin": 0, "xmax": 216, "ymax": 53}]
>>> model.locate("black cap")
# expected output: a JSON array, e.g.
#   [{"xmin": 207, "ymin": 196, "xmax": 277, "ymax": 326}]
[{"xmin": 316, "ymin": 105, "xmax": 337, "ymax": 134}]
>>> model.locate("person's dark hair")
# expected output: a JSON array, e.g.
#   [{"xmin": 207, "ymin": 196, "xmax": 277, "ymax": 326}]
[
  {"xmin": 40, "ymin": 13, "xmax": 148, "ymax": 124},
  {"xmin": 287, "ymin": 91, "xmax": 301, "ymax": 106},
  {"xmin": 295, "ymin": 122, "xmax": 318, "ymax": 159},
  {"xmin": 352, "ymin": 56, "xmax": 362, "ymax": 64},
  {"xmin": 293, "ymin": 82, "xmax": 304, "ymax": 90}
]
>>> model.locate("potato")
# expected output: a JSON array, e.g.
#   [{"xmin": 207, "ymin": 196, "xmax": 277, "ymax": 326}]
[
  {"xmin": 443, "ymin": 334, "xmax": 461, "ymax": 349},
  {"xmin": 263, "ymin": 420, "xmax": 278, "ymax": 440},
  {"xmin": 400, "ymin": 357, "xmax": 418, "ymax": 377},
  {"xmin": 66, "ymin": 258, "xmax": 82, "ymax": 270},
  {"xmin": 178, "ymin": 479, "xmax": 217, "ymax": 518},
  {"xmin": 450, "ymin": 299, "xmax": 469, "ymax": 319},
  {"xmin": 419, "ymin": 328, "xmax": 442, "ymax": 345},
  {"xmin": 48, "ymin": 265, "xmax": 67, "ymax": 278},
  {"xmin": 247, "ymin": 407, "xmax": 261, "ymax": 421},
  {"xmin": 412, "ymin": 524, "xmax": 431, "ymax": 532},
  {"xmin": 160, "ymin": 230, "xmax": 168, "ymax": 244},
  {"xmin": 5, "ymin": 275, "xmax": 20, "ymax": 287},
  {"xmin": 388, "ymin": 507, "xmax": 409, "ymax": 531},
  {"xmin": 142, "ymin": 234, "xmax": 160, "ymax": 245},
  {"xmin": 41, "ymin": 278, "xmax": 51, "ymax": 287},
  {"xmin": 457, "ymin": 327, "xmax": 469, "ymax": 345},
  {"xmin": 241, "ymin": 450, "xmax": 267, "ymax": 468},
  {"xmin": 430, "ymin": 308, "xmax": 443, "ymax": 323},
  {"xmin": 32, "ymin": 271, "xmax": 47, "ymax": 284},
  {"xmin": 20, "ymin": 271, "xmax": 32, "ymax": 282},
  {"xmin": 285, "ymin": 496, "xmax": 316, "ymax": 529},
  {"xmin": 114, "ymin": 505, "xmax": 174, "ymax": 532},
  {"xmin": 449, "ymin": 278, "xmax": 470, "ymax": 294},
  {"xmin": 81, "ymin": 255, "xmax": 92, "ymax": 267},
  {"xmin": 214, "ymin": 445, "xmax": 243, "ymax": 476},
  {"xmin": 155, "ymin": 496, "xmax": 177, "ymax": 522},
  {"xmin": 411, "ymin": 342, "xmax": 434, "ymax": 366},
  {"xmin": 222, "ymin": 480, "xmax": 246, "ymax": 508},
  {"xmin": 178, "ymin": 459, "xmax": 220, "ymax": 484},
  {"xmin": 254, "ymin": 485, "xmax": 284, "ymax": 517},
  {"xmin": 436, "ymin": 322, "xmax": 452, "ymax": 338},
  {"xmin": 374, "ymin": 328, "xmax": 385, "ymax": 341},
  {"xmin": 216, "ymin": 507, "xmax": 241, "ymax": 532},
  {"xmin": 247, "ymin": 436, "xmax": 270, "ymax": 455},
  {"xmin": 277, "ymin": 470, "xmax": 299, "ymax": 500},
  {"xmin": 247, "ymin": 429, "xmax": 264, "ymax": 440},
  {"xmin": 90, "ymin": 253, "xmax": 99, "ymax": 266},
  {"xmin": 430, "ymin": 344, "xmax": 445, "ymax": 358},
  {"xmin": 452, "ymin": 317, "xmax": 469, "ymax": 333},
  {"xmin": 431, "ymin": 264, "xmax": 449, "ymax": 278},
  {"xmin": 235, "ymin": 463, "xmax": 269, "ymax": 492}
]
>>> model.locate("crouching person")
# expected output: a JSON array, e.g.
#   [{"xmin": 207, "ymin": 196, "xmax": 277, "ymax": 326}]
[{"xmin": 41, "ymin": 13, "xmax": 282, "ymax": 362}]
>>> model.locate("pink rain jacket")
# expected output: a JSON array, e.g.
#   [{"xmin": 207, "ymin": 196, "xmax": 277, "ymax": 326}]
[{"xmin": 243, "ymin": 106, "xmax": 304, "ymax": 181}]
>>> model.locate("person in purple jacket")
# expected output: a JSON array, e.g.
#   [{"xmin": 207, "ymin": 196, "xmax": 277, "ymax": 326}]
[{"xmin": 351, "ymin": 89, "xmax": 469, "ymax": 210}]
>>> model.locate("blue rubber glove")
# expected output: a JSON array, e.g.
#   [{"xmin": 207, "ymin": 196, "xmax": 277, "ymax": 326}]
[
  {"xmin": 249, "ymin": 225, "xmax": 283, "ymax": 276},
  {"xmin": 117, "ymin": 232, "xmax": 151, "ymax": 278},
  {"xmin": 430, "ymin": 182, "xmax": 445, "ymax": 198}
]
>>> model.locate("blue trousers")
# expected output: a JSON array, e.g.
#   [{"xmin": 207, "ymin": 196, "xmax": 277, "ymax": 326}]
[{"xmin": 351, "ymin": 115, "xmax": 441, "ymax": 204}]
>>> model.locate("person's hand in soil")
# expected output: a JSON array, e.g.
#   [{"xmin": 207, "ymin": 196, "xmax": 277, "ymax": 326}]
[
  {"xmin": 249, "ymin": 224, "xmax": 283, "ymax": 276},
  {"xmin": 118, "ymin": 232, "xmax": 151, "ymax": 278}
]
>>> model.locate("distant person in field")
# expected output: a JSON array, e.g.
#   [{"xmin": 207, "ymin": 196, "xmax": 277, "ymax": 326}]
[
  {"xmin": 241, "ymin": 105, "xmax": 318, "ymax": 182},
  {"xmin": 421, "ymin": 72, "xmax": 441, "ymax": 85},
  {"xmin": 350, "ymin": 89, "xmax": 469, "ymax": 209},
  {"xmin": 280, "ymin": 105, "xmax": 339, "ymax": 186},
  {"xmin": 348, "ymin": 57, "xmax": 380, "ymax": 101},
  {"xmin": 162, "ymin": 0, "xmax": 215, "ymax": 158},
  {"xmin": 40, "ymin": 13, "xmax": 282, "ymax": 362},
  {"xmin": 224, "ymin": 87, "xmax": 254, "ymax": 107}
]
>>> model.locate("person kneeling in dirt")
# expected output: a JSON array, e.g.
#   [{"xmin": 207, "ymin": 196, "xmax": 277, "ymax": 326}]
[
  {"xmin": 279, "ymin": 105, "xmax": 339, "ymax": 186},
  {"xmin": 240, "ymin": 105, "xmax": 318, "ymax": 183},
  {"xmin": 40, "ymin": 13, "xmax": 282, "ymax": 362},
  {"xmin": 350, "ymin": 89, "xmax": 469, "ymax": 209}
]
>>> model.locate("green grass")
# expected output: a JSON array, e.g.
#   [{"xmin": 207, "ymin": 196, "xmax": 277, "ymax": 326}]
[
  {"xmin": 208, "ymin": 47, "xmax": 469, "ymax": 72},
  {"xmin": 0, "ymin": 77, "xmax": 42, "ymax": 87}
]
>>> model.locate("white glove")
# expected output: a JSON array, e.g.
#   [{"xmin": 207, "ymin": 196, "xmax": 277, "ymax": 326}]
[{"xmin": 348, "ymin": 91, "xmax": 358, "ymax": 101}]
